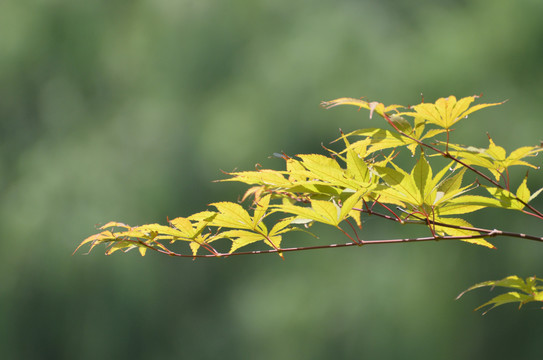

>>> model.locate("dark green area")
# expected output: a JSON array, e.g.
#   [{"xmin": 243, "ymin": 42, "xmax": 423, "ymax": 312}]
[{"xmin": 1, "ymin": 0, "xmax": 542, "ymax": 359}]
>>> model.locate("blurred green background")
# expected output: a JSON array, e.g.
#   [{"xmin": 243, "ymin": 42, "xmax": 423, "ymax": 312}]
[{"xmin": 1, "ymin": 0, "xmax": 542, "ymax": 358}]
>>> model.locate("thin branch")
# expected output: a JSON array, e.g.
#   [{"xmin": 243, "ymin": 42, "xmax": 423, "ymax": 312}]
[
  {"xmin": 352, "ymin": 205, "xmax": 543, "ymax": 243},
  {"xmin": 141, "ymin": 233, "xmax": 499, "ymax": 258},
  {"xmin": 344, "ymin": 219, "xmax": 363, "ymax": 244},
  {"xmin": 337, "ymin": 225, "xmax": 362, "ymax": 245}
]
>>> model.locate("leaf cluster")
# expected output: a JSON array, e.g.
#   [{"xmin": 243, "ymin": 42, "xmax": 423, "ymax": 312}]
[
  {"xmin": 76, "ymin": 95, "xmax": 543, "ymax": 313},
  {"xmin": 457, "ymin": 276, "xmax": 543, "ymax": 315}
]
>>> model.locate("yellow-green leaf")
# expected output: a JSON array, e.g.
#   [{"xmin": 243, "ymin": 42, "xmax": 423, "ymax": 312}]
[
  {"xmin": 220, "ymin": 169, "xmax": 291, "ymax": 187},
  {"xmin": 136, "ymin": 224, "xmax": 186, "ymax": 238},
  {"xmin": 252, "ymin": 194, "xmax": 271, "ymax": 229},
  {"xmin": 407, "ymin": 95, "xmax": 504, "ymax": 129},
  {"xmin": 412, "ymin": 154, "xmax": 432, "ymax": 204},
  {"xmin": 434, "ymin": 167, "xmax": 467, "ymax": 203},
  {"xmin": 99, "ymin": 221, "xmax": 130, "ymax": 230},
  {"xmin": 296, "ymin": 154, "xmax": 357, "ymax": 189},
  {"xmin": 210, "ymin": 201, "xmax": 255, "ymax": 230},
  {"xmin": 457, "ymin": 275, "xmax": 543, "ymax": 314},
  {"xmin": 375, "ymin": 165, "xmax": 420, "ymax": 205},
  {"xmin": 343, "ymin": 135, "xmax": 370, "ymax": 184},
  {"xmin": 432, "ymin": 217, "xmax": 494, "ymax": 248},
  {"xmin": 311, "ymin": 200, "xmax": 341, "ymax": 226},
  {"xmin": 339, "ymin": 189, "xmax": 367, "ymax": 222},
  {"xmin": 343, "ymin": 128, "xmax": 410, "ymax": 155},
  {"xmin": 321, "ymin": 98, "xmax": 403, "ymax": 119},
  {"xmin": 73, "ymin": 230, "xmax": 116, "ymax": 254},
  {"xmin": 515, "ymin": 177, "xmax": 530, "ymax": 204},
  {"xmin": 475, "ymin": 292, "xmax": 531, "ymax": 315},
  {"xmin": 484, "ymin": 187, "xmax": 524, "ymax": 210},
  {"xmin": 218, "ymin": 229, "xmax": 281, "ymax": 253}
]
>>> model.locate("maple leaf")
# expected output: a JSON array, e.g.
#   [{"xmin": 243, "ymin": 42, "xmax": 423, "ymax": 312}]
[{"xmin": 404, "ymin": 95, "xmax": 504, "ymax": 129}]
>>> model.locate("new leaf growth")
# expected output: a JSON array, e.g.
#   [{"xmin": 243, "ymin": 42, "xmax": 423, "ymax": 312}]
[{"xmin": 76, "ymin": 95, "xmax": 543, "ymax": 313}]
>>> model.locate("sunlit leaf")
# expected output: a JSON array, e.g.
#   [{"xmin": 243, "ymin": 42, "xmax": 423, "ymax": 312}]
[
  {"xmin": 342, "ymin": 135, "xmax": 371, "ymax": 184},
  {"xmin": 136, "ymin": 223, "xmax": 186, "ymax": 238},
  {"xmin": 138, "ymin": 246, "xmax": 147, "ymax": 256},
  {"xmin": 444, "ymin": 139, "xmax": 543, "ymax": 181},
  {"xmin": 388, "ymin": 114, "xmax": 412, "ymax": 133},
  {"xmin": 484, "ymin": 187, "xmax": 524, "ymax": 210},
  {"xmin": 457, "ymin": 276, "xmax": 543, "ymax": 314},
  {"xmin": 73, "ymin": 230, "xmax": 116, "ymax": 255},
  {"xmin": 515, "ymin": 177, "xmax": 530, "ymax": 204},
  {"xmin": 486, "ymin": 138, "xmax": 506, "ymax": 162},
  {"xmin": 220, "ymin": 169, "xmax": 291, "ymax": 187},
  {"xmin": 105, "ymin": 240, "xmax": 139, "ymax": 255},
  {"xmin": 275, "ymin": 198, "xmax": 345, "ymax": 227},
  {"xmin": 432, "ymin": 216, "xmax": 494, "ymax": 248},
  {"xmin": 339, "ymin": 189, "xmax": 367, "ymax": 223},
  {"xmin": 406, "ymin": 95, "xmax": 504, "ymax": 129},
  {"xmin": 218, "ymin": 230, "xmax": 267, "ymax": 253},
  {"xmin": 412, "ymin": 153, "xmax": 432, "ymax": 204},
  {"xmin": 321, "ymin": 98, "xmax": 403, "ymax": 119},
  {"xmin": 252, "ymin": 194, "xmax": 271, "ymax": 229},
  {"xmin": 475, "ymin": 292, "xmax": 531, "ymax": 315},
  {"xmin": 296, "ymin": 154, "xmax": 358, "ymax": 189},
  {"xmin": 99, "ymin": 221, "xmax": 130, "ymax": 230},
  {"xmin": 434, "ymin": 167, "xmax": 466, "ymax": 201},
  {"xmin": 437, "ymin": 194, "xmax": 495, "ymax": 215},
  {"xmin": 210, "ymin": 201, "xmax": 255, "ymax": 230},
  {"xmin": 343, "ymin": 128, "xmax": 411, "ymax": 155}
]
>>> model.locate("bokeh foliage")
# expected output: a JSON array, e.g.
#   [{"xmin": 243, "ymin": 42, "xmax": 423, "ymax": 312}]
[{"xmin": 1, "ymin": 0, "xmax": 543, "ymax": 359}]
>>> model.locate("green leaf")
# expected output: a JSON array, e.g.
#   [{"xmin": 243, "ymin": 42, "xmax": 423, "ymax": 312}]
[
  {"xmin": 412, "ymin": 153, "xmax": 432, "ymax": 205},
  {"xmin": 431, "ymin": 168, "xmax": 475, "ymax": 208},
  {"xmin": 475, "ymin": 292, "xmax": 531, "ymax": 315},
  {"xmin": 274, "ymin": 202, "xmax": 327, "ymax": 224},
  {"xmin": 443, "ymin": 194, "xmax": 501, "ymax": 208},
  {"xmin": 406, "ymin": 95, "xmax": 504, "ymax": 129},
  {"xmin": 343, "ymin": 135, "xmax": 371, "ymax": 184},
  {"xmin": 99, "ymin": 221, "xmax": 131, "ymax": 230},
  {"xmin": 456, "ymin": 275, "xmax": 543, "ymax": 314},
  {"xmin": 105, "ymin": 240, "xmax": 143, "ymax": 256},
  {"xmin": 136, "ymin": 223, "xmax": 186, "ymax": 239},
  {"xmin": 435, "ymin": 167, "xmax": 465, "ymax": 196},
  {"xmin": 269, "ymin": 217, "xmax": 296, "ymax": 236},
  {"xmin": 436, "ymin": 194, "xmax": 494, "ymax": 215},
  {"xmin": 484, "ymin": 187, "xmax": 524, "ymax": 210},
  {"xmin": 219, "ymin": 230, "xmax": 267, "ymax": 253},
  {"xmin": 296, "ymin": 154, "xmax": 358, "ymax": 189},
  {"xmin": 169, "ymin": 217, "xmax": 194, "ymax": 234},
  {"xmin": 344, "ymin": 128, "xmax": 411, "ymax": 155},
  {"xmin": 389, "ymin": 114, "xmax": 412, "ymax": 133},
  {"xmin": 74, "ymin": 230, "xmax": 116, "ymax": 255},
  {"xmin": 515, "ymin": 177, "xmax": 530, "ymax": 204},
  {"xmin": 252, "ymin": 194, "xmax": 271, "ymax": 229},
  {"xmin": 485, "ymin": 138, "xmax": 506, "ymax": 162},
  {"xmin": 210, "ymin": 201, "xmax": 256, "ymax": 230},
  {"xmin": 311, "ymin": 200, "xmax": 341, "ymax": 226},
  {"xmin": 432, "ymin": 216, "xmax": 494, "ymax": 248},
  {"xmin": 444, "ymin": 139, "xmax": 543, "ymax": 181},
  {"xmin": 220, "ymin": 169, "xmax": 291, "ymax": 187},
  {"xmin": 458, "ymin": 276, "xmax": 526, "ymax": 294},
  {"xmin": 339, "ymin": 189, "xmax": 367, "ymax": 223},
  {"xmin": 375, "ymin": 156, "xmax": 437, "ymax": 207},
  {"xmin": 275, "ymin": 199, "xmax": 338, "ymax": 227},
  {"xmin": 420, "ymin": 128, "xmax": 448, "ymax": 141},
  {"xmin": 286, "ymin": 158, "xmax": 307, "ymax": 183},
  {"xmin": 321, "ymin": 97, "xmax": 403, "ymax": 119}
]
